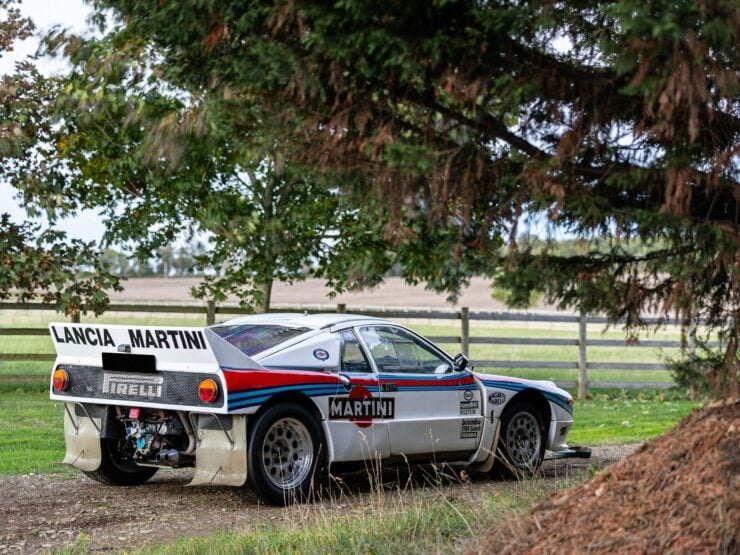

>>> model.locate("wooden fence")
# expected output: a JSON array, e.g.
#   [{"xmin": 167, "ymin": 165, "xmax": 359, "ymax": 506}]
[{"xmin": 0, "ymin": 301, "xmax": 710, "ymax": 397}]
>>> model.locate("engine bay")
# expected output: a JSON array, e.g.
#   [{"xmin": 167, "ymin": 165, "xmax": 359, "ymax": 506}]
[{"xmin": 116, "ymin": 407, "xmax": 196, "ymax": 468}]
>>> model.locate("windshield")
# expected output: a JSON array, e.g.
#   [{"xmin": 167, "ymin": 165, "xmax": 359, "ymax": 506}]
[{"xmin": 210, "ymin": 325, "xmax": 311, "ymax": 356}]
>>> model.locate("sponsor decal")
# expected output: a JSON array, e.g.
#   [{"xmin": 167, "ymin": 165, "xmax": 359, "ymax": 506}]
[
  {"xmin": 460, "ymin": 400, "xmax": 479, "ymax": 415},
  {"xmin": 463, "ymin": 389, "xmax": 474, "ymax": 401},
  {"xmin": 488, "ymin": 391, "xmax": 506, "ymax": 405},
  {"xmin": 128, "ymin": 328, "xmax": 206, "ymax": 350},
  {"xmin": 313, "ymin": 348, "xmax": 330, "ymax": 361},
  {"xmin": 51, "ymin": 325, "xmax": 207, "ymax": 350},
  {"xmin": 51, "ymin": 326, "xmax": 115, "ymax": 347},
  {"xmin": 329, "ymin": 385, "xmax": 394, "ymax": 427},
  {"xmin": 460, "ymin": 418, "xmax": 482, "ymax": 439},
  {"xmin": 102, "ymin": 372, "xmax": 164, "ymax": 398}
]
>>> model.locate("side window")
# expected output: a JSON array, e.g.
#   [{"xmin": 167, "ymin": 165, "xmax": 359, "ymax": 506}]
[
  {"xmin": 358, "ymin": 326, "xmax": 452, "ymax": 374},
  {"xmin": 340, "ymin": 330, "xmax": 372, "ymax": 373}
]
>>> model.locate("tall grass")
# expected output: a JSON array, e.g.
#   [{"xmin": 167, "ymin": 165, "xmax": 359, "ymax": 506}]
[{"xmin": 144, "ymin": 470, "xmax": 553, "ymax": 555}]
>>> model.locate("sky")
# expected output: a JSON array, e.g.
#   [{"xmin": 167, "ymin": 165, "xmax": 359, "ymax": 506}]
[{"xmin": 0, "ymin": 0, "xmax": 105, "ymax": 242}]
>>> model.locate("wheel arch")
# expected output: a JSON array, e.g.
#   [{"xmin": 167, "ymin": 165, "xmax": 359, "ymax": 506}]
[
  {"xmin": 503, "ymin": 388, "xmax": 552, "ymax": 436},
  {"xmin": 251, "ymin": 392, "xmax": 333, "ymax": 464}
]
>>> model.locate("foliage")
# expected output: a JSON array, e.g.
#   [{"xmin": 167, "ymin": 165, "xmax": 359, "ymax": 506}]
[
  {"xmin": 665, "ymin": 343, "xmax": 728, "ymax": 397},
  {"xmin": 4, "ymin": 1, "xmax": 738, "ymax": 391},
  {"xmin": 74, "ymin": 0, "xmax": 737, "ymax": 394},
  {"xmin": 0, "ymin": 3, "xmax": 121, "ymax": 316},
  {"xmin": 0, "ymin": 215, "xmax": 122, "ymax": 315}
]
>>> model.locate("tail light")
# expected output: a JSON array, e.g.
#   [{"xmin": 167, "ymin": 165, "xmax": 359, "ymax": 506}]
[
  {"xmin": 52, "ymin": 369, "xmax": 69, "ymax": 392},
  {"xmin": 198, "ymin": 379, "xmax": 219, "ymax": 403}
]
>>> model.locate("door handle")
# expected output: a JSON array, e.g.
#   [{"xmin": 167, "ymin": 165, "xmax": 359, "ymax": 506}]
[{"xmin": 381, "ymin": 383, "xmax": 398, "ymax": 392}]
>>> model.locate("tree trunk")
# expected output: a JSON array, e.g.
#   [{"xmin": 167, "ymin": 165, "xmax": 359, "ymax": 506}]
[{"xmin": 255, "ymin": 279, "xmax": 273, "ymax": 314}]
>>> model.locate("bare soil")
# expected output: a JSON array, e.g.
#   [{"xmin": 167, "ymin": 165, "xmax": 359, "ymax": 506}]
[
  {"xmin": 0, "ymin": 444, "xmax": 635, "ymax": 554},
  {"xmin": 470, "ymin": 400, "xmax": 739, "ymax": 554}
]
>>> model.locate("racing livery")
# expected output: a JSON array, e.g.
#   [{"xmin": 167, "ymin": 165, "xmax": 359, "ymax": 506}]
[{"xmin": 49, "ymin": 314, "xmax": 582, "ymax": 505}]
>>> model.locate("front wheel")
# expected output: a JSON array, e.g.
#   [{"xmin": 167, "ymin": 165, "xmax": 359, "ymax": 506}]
[
  {"xmin": 82, "ymin": 438, "xmax": 158, "ymax": 486},
  {"xmin": 497, "ymin": 401, "xmax": 546, "ymax": 477},
  {"xmin": 246, "ymin": 403, "xmax": 324, "ymax": 505}
]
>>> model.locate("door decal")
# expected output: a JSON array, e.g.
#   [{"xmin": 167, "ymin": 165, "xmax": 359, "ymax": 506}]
[{"xmin": 328, "ymin": 385, "xmax": 395, "ymax": 427}]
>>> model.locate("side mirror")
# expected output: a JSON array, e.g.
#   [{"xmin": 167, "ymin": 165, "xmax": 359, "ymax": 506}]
[{"xmin": 453, "ymin": 353, "xmax": 469, "ymax": 372}]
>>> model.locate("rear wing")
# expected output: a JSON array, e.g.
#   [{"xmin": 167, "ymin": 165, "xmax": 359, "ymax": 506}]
[{"xmin": 49, "ymin": 323, "xmax": 262, "ymax": 373}]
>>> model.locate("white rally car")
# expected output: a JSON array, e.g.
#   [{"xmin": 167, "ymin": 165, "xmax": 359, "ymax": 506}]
[{"xmin": 49, "ymin": 313, "xmax": 582, "ymax": 505}]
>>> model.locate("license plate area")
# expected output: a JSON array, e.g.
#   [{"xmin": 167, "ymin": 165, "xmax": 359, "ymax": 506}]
[{"xmin": 102, "ymin": 352, "xmax": 156, "ymax": 373}]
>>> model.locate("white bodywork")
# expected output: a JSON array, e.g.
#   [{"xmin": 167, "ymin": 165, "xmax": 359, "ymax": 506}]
[{"xmin": 49, "ymin": 313, "xmax": 574, "ymax": 484}]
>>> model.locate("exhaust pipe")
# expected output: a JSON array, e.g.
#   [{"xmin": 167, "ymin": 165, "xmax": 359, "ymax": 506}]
[{"xmin": 155, "ymin": 449, "xmax": 180, "ymax": 466}]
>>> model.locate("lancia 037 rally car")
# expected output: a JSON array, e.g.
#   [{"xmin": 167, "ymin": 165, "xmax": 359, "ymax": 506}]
[{"xmin": 49, "ymin": 313, "xmax": 581, "ymax": 505}]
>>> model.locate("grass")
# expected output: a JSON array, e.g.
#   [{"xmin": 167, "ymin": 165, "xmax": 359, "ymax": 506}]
[
  {"xmin": 0, "ymin": 388, "xmax": 72, "ymax": 476},
  {"xmin": 140, "ymin": 480, "xmax": 550, "ymax": 555},
  {"xmin": 568, "ymin": 396, "xmax": 698, "ymax": 445}
]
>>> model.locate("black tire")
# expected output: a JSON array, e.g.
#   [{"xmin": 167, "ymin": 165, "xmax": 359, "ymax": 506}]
[
  {"xmin": 82, "ymin": 438, "xmax": 158, "ymax": 486},
  {"xmin": 246, "ymin": 403, "xmax": 324, "ymax": 506},
  {"xmin": 495, "ymin": 401, "xmax": 546, "ymax": 477}
]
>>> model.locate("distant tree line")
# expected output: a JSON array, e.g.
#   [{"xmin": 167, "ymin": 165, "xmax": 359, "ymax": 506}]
[{"xmin": 98, "ymin": 243, "xmax": 208, "ymax": 278}]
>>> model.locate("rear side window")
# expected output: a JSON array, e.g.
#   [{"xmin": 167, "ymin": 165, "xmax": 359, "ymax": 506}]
[{"xmin": 211, "ymin": 325, "xmax": 311, "ymax": 356}]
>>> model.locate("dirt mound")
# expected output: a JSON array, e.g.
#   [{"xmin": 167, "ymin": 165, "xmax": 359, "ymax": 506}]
[{"xmin": 470, "ymin": 399, "xmax": 739, "ymax": 554}]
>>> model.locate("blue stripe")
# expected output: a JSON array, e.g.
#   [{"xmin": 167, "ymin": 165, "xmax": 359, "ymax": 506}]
[
  {"xmin": 227, "ymin": 383, "xmax": 339, "ymax": 402},
  {"xmin": 228, "ymin": 387, "xmax": 340, "ymax": 410},
  {"xmin": 229, "ymin": 388, "xmax": 339, "ymax": 410}
]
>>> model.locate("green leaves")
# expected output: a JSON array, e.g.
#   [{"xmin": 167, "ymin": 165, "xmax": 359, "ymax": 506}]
[
  {"xmin": 0, "ymin": 215, "xmax": 122, "ymax": 315},
  {"xmin": 2, "ymin": 0, "xmax": 737, "ymax": 393}
]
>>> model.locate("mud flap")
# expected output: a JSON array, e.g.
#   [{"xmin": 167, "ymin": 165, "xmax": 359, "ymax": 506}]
[
  {"xmin": 189, "ymin": 414, "xmax": 248, "ymax": 487},
  {"xmin": 471, "ymin": 419, "xmax": 501, "ymax": 473},
  {"xmin": 62, "ymin": 403, "xmax": 102, "ymax": 471}
]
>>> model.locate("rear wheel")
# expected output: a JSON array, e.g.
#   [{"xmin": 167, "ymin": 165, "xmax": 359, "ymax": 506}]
[
  {"xmin": 496, "ymin": 401, "xmax": 546, "ymax": 477},
  {"xmin": 246, "ymin": 403, "xmax": 324, "ymax": 505},
  {"xmin": 83, "ymin": 438, "xmax": 158, "ymax": 486}
]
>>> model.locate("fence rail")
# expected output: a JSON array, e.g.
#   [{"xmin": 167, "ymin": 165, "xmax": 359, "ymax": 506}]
[{"xmin": 0, "ymin": 300, "xmax": 701, "ymax": 396}]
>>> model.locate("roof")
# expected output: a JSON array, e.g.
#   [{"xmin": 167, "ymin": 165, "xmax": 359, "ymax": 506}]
[{"xmin": 213, "ymin": 312, "xmax": 388, "ymax": 330}]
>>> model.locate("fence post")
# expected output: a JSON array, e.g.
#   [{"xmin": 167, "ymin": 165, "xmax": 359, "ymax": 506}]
[
  {"xmin": 578, "ymin": 309, "xmax": 587, "ymax": 400},
  {"xmin": 206, "ymin": 300, "xmax": 216, "ymax": 326},
  {"xmin": 460, "ymin": 306, "xmax": 470, "ymax": 357},
  {"xmin": 337, "ymin": 303, "xmax": 346, "ymax": 314}
]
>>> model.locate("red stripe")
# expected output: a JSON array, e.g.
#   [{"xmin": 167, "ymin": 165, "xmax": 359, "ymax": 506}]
[
  {"xmin": 222, "ymin": 369, "xmax": 474, "ymax": 391},
  {"xmin": 378, "ymin": 376, "xmax": 475, "ymax": 387},
  {"xmin": 223, "ymin": 369, "xmax": 341, "ymax": 390}
]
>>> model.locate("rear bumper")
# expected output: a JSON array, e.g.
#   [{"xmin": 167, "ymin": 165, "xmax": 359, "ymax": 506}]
[{"xmin": 50, "ymin": 365, "xmax": 228, "ymax": 413}]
